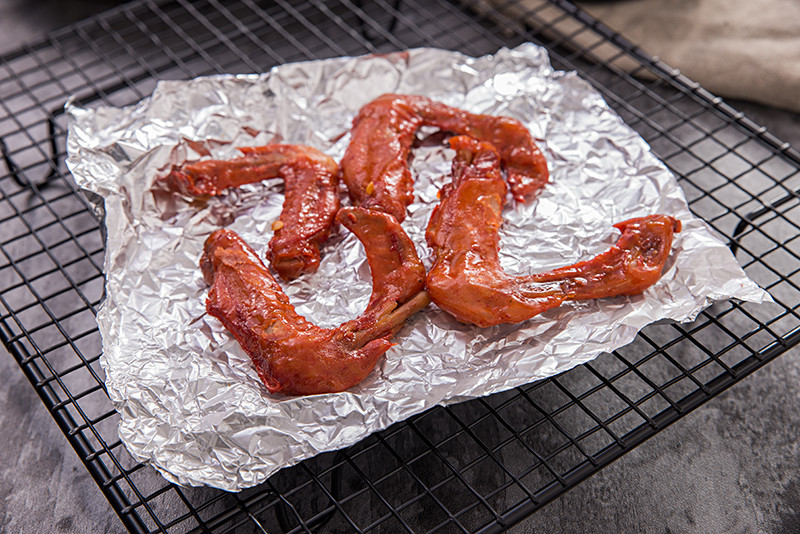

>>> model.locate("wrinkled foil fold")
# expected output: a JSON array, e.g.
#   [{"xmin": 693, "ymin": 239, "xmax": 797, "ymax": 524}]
[{"xmin": 66, "ymin": 44, "xmax": 769, "ymax": 490}]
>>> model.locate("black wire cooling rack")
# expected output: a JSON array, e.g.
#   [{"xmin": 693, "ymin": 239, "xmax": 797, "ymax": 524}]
[{"xmin": 1, "ymin": 0, "xmax": 798, "ymax": 532}]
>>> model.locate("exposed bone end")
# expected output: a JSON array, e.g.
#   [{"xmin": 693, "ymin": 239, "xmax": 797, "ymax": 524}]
[{"xmin": 351, "ymin": 291, "xmax": 431, "ymax": 348}]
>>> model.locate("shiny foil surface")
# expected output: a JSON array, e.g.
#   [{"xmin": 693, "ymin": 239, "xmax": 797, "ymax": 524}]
[{"xmin": 66, "ymin": 44, "xmax": 769, "ymax": 490}]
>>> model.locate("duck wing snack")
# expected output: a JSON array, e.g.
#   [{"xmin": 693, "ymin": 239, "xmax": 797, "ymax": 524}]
[
  {"xmin": 340, "ymin": 93, "xmax": 549, "ymax": 221},
  {"xmin": 425, "ymin": 136, "xmax": 681, "ymax": 327},
  {"xmin": 167, "ymin": 144, "xmax": 339, "ymax": 280},
  {"xmin": 201, "ymin": 207, "xmax": 429, "ymax": 396}
]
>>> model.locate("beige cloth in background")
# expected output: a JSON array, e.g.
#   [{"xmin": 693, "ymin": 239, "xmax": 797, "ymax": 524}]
[{"xmin": 497, "ymin": 0, "xmax": 800, "ymax": 112}]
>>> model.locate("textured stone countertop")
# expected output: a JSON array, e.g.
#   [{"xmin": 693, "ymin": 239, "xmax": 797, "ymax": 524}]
[{"xmin": 1, "ymin": 1, "xmax": 798, "ymax": 533}]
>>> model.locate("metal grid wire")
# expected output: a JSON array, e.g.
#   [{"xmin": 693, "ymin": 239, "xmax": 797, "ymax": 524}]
[{"xmin": 0, "ymin": 0, "xmax": 798, "ymax": 532}]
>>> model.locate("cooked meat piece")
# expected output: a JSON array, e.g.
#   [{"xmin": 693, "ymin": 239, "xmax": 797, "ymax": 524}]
[
  {"xmin": 425, "ymin": 136, "xmax": 680, "ymax": 327},
  {"xmin": 201, "ymin": 207, "xmax": 430, "ymax": 396},
  {"xmin": 169, "ymin": 144, "xmax": 339, "ymax": 280},
  {"xmin": 340, "ymin": 93, "xmax": 548, "ymax": 221}
]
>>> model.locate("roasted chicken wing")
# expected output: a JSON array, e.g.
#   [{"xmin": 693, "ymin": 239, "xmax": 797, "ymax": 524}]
[
  {"xmin": 425, "ymin": 136, "xmax": 681, "ymax": 327},
  {"xmin": 169, "ymin": 144, "xmax": 339, "ymax": 280},
  {"xmin": 201, "ymin": 207, "xmax": 430, "ymax": 396},
  {"xmin": 340, "ymin": 93, "xmax": 549, "ymax": 221}
]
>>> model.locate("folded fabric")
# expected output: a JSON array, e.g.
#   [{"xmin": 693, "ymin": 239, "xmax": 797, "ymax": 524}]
[{"xmin": 492, "ymin": 0, "xmax": 800, "ymax": 113}]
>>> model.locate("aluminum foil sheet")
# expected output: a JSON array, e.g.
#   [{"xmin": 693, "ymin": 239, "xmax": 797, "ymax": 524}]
[{"xmin": 66, "ymin": 44, "xmax": 769, "ymax": 491}]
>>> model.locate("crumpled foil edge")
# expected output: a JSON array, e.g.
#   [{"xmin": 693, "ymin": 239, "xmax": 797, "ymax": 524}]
[{"xmin": 66, "ymin": 44, "xmax": 771, "ymax": 491}]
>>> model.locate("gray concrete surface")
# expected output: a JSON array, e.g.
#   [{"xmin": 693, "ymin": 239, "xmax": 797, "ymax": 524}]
[
  {"xmin": 0, "ymin": 1, "xmax": 799, "ymax": 533},
  {"xmin": 517, "ymin": 348, "xmax": 800, "ymax": 534}
]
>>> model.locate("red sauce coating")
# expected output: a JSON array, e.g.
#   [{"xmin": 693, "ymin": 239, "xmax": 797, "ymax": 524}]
[
  {"xmin": 200, "ymin": 207, "xmax": 430, "ymax": 395},
  {"xmin": 425, "ymin": 136, "xmax": 680, "ymax": 327},
  {"xmin": 168, "ymin": 144, "xmax": 339, "ymax": 281},
  {"xmin": 340, "ymin": 94, "xmax": 549, "ymax": 221}
]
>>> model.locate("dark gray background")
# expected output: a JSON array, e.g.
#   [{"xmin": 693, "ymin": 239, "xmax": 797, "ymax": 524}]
[{"xmin": 1, "ymin": 1, "xmax": 799, "ymax": 533}]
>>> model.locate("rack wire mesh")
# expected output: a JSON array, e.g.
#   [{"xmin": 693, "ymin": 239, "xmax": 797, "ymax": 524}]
[{"xmin": 0, "ymin": 0, "xmax": 798, "ymax": 532}]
